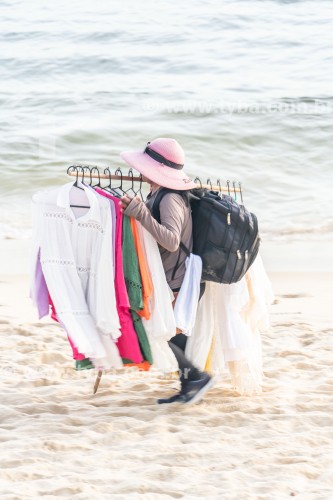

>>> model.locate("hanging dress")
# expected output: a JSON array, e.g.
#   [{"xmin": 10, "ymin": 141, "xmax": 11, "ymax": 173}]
[
  {"xmin": 94, "ymin": 188, "xmax": 143, "ymax": 364},
  {"xmin": 185, "ymin": 254, "xmax": 274, "ymax": 395},
  {"xmin": 135, "ymin": 221, "xmax": 178, "ymax": 373},
  {"xmin": 130, "ymin": 217, "xmax": 153, "ymax": 321},
  {"xmin": 31, "ymin": 181, "xmax": 122, "ymax": 370},
  {"xmin": 122, "ymin": 215, "xmax": 153, "ymax": 364}
]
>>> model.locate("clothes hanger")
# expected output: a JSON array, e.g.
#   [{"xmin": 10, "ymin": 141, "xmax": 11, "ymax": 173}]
[
  {"xmin": 102, "ymin": 167, "xmax": 121, "ymax": 197},
  {"xmin": 125, "ymin": 169, "xmax": 144, "ymax": 200},
  {"xmin": 238, "ymin": 182, "xmax": 244, "ymax": 204},
  {"xmin": 69, "ymin": 166, "xmax": 90, "ymax": 209},
  {"xmin": 123, "ymin": 168, "xmax": 137, "ymax": 197},
  {"xmin": 67, "ymin": 166, "xmax": 84, "ymax": 190},
  {"xmin": 113, "ymin": 167, "xmax": 125, "ymax": 196},
  {"xmin": 90, "ymin": 167, "xmax": 101, "ymax": 188},
  {"xmin": 122, "ymin": 168, "xmax": 145, "ymax": 200},
  {"xmin": 135, "ymin": 173, "xmax": 144, "ymax": 201},
  {"xmin": 81, "ymin": 166, "xmax": 91, "ymax": 186}
]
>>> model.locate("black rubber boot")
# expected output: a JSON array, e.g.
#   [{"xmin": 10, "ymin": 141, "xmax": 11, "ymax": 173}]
[
  {"xmin": 180, "ymin": 372, "xmax": 214, "ymax": 405},
  {"xmin": 157, "ymin": 393, "xmax": 186, "ymax": 405},
  {"xmin": 157, "ymin": 373, "xmax": 214, "ymax": 405}
]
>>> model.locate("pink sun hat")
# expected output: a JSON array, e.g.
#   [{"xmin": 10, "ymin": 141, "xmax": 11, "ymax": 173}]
[{"xmin": 120, "ymin": 138, "xmax": 198, "ymax": 191}]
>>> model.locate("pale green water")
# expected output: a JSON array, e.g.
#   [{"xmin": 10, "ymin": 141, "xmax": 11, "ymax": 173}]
[{"xmin": 1, "ymin": 0, "xmax": 333, "ymax": 241}]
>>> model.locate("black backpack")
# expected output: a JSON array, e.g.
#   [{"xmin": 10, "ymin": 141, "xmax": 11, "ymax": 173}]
[{"xmin": 151, "ymin": 187, "xmax": 260, "ymax": 284}]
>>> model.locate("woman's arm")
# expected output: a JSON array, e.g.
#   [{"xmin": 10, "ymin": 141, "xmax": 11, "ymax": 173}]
[{"xmin": 120, "ymin": 193, "xmax": 185, "ymax": 252}]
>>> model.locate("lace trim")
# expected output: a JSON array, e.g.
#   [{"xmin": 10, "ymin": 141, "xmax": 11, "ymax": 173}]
[
  {"xmin": 125, "ymin": 278, "xmax": 142, "ymax": 291},
  {"xmin": 41, "ymin": 260, "xmax": 97, "ymax": 276},
  {"xmin": 43, "ymin": 213, "xmax": 104, "ymax": 233},
  {"xmin": 42, "ymin": 259, "xmax": 75, "ymax": 266},
  {"xmin": 77, "ymin": 221, "xmax": 104, "ymax": 233},
  {"xmin": 44, "ymin": 212, "xmax": 73, "ymax": 223}
]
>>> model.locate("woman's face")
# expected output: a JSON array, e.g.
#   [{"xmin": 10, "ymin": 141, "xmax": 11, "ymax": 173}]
[{"xmin": 142, "ymin": 175, "xmax": 160, "ymax": 191}]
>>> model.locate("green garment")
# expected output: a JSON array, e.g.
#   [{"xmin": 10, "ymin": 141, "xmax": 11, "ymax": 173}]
[
  {"xmin": 122, "ymin": 215, "xmax": 143, "ymax": 310},
  {"xmin": 130, "ymin": 310, "xmax": 153, "ymax": 364},
  {"xmin": 122, "ymin": 216, "xmax": 153, "ymax": 364}
]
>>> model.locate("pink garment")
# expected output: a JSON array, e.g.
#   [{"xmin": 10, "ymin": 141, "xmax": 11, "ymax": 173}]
[
  {"xmin": 67, "ymin": 335, "xmax": 85, "ymax": 361},
  {"xmin": 95, "ymin": 188, "xmax": 143, "ymax": 363}
]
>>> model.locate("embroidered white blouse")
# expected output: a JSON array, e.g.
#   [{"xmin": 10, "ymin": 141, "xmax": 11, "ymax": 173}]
[{"xmin": 31, "ymin": 181, "xmax": 122, "ymax": 370}]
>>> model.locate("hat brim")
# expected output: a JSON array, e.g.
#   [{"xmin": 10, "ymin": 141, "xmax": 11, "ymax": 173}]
[{"xmin": 120, "ymin": 150, "xmax": 198, "ymax": 191}]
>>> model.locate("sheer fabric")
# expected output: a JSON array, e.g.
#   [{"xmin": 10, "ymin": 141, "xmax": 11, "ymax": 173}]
[{"xmin": 31, "ymin": 181, "xmax": 122, "ymax": 370}]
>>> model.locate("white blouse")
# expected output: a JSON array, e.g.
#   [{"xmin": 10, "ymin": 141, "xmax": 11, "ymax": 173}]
[
  {"xmin": 31, "ymin": 181, "xmax": 122, "ymax": 370},
  {"xmin": 173, "ymin": 253, "xmax": 202, "ymax": 335}
]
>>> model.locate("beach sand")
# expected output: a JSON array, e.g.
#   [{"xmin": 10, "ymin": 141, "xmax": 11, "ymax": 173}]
[{"xmin": 0, "ymin": 239, "xmax": 332, "ymax": 499}]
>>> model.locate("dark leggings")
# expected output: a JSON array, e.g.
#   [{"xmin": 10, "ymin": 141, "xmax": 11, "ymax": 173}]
[
  {"xmin": 168, "ymin": 282, "xmax": 206, "ymax": 382},
  {"xmin": 167, "ymin": 342, "xmax": 200, "ymax": 382}
]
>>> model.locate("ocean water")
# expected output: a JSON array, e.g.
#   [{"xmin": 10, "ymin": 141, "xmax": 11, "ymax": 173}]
[{"xmin": 1, "ymin": 0, "xmax": 333, "ymax": 242}]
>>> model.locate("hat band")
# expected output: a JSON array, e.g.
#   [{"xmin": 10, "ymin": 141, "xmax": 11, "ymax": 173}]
[{"xmin": 144, "ymin": 145, "xmax": 184, "ymax": 170}]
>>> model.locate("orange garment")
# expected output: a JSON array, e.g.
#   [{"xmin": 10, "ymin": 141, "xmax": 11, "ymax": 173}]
[
  {"xmin": 124, "ymin": 360, "xmax": 151, "ymax": 371},
  {"xmin": 130, "ymin": 217, "xmax": 153, "ymax": 320}
]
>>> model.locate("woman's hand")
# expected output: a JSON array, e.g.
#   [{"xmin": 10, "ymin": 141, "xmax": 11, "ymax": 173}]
[{"xmin": 119, "ymin": 194, "xmax": 133, "ymax": 213}]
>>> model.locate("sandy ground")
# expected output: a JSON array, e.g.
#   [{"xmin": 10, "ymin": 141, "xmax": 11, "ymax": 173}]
[{"xmin": 0, "ymin": 239, "xmax": 332, "ymax": 499}]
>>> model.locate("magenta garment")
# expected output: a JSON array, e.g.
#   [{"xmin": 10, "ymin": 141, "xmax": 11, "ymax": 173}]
[
  {"xmin": 95, "ymin": 188, "xmax": 143, "ymax": 363},
  {"xmin": 67, "ymin": 335, "xmax": 85, "ymax": 361}
]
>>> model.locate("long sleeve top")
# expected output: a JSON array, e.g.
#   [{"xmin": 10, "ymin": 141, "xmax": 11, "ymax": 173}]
[
  {"xmin": 31, "ymin": 181, "xmax": 122, "ymax": 370},
  {"xmin": 123, "ymin": 189, "xmax": 193, "ymax": 290},
  {"xmin": 94, "ymin": 188, "xmax": 143, "ymax": 364}
]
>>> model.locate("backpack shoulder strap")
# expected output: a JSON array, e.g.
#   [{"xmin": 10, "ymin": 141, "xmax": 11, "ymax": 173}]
[
  {"xmin": 179, "ymin": 241, "xmax": 191, "ymax": 257},
  {"xmin": 151, "ymin": 187, "xmax": 191, "ymax": 224},
  {"xmin": 151, "ymin": 187, "xmax": 173, "ymax": 224},
  {"xmin": 150, "ymin": 189, "xmax": 191, "ymax": 276}
]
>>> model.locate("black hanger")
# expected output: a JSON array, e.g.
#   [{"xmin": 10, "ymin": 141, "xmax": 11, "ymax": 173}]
[
  {"xmin": 69, "ymin": 166, "xmax": 90, "ymax": 209},
  {"xmin": 81, "ymin": 166, "xmax": 91, "ymax": 186},
  {"xmin": 136, "ymin": 173, "xmax": 144, "ymax": 201},
  {"xmin": 123, "ymin": 168, "xmax": 137, "ymax": 197},
  {"xmin": 103, "ymin": 167, "xmax": 123, "ymax": 198},
  {"xmin": 238, "ymin": 182, "xmax": 244, "ymax": 205},
  {"xmin": 194, "ymin": 176, "xmax": 202, "ymax": 188},
  {"xmin": 114, "ymin": 168, "xmax": 125, "ymax": 196},
  {"xmin": 90, "ymin": 167, "xmax": 101, "ymax": 188},
  {"xmin": 102, "ymin": 167, "xmax": 121, "ymax": 197},
  {"xmin": 67, "ymin": 166, "xmax": 84, "ymax": 191},
  {"xmin": 123, "ymin": 168, "xmax": 144, "ymax": 200}
]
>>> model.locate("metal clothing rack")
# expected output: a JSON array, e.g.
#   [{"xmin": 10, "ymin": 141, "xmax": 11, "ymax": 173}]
[
  {"xmin": 66, "ymin": 163, "xmax": 244, "ymax": 394},
  {"xmin": 67, "ymin": 164, "xmax": 243, "ymax": 202}
]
